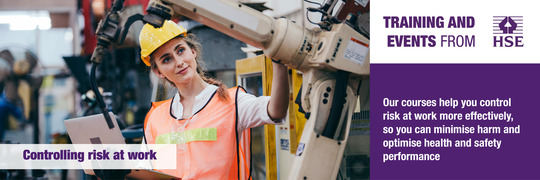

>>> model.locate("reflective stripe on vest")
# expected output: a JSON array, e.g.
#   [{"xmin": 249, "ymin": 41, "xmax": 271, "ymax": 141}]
[
  {"xmin": 155, "ymin": 127, "xmax": 217, "ymax": 144},
  {"xmin": 144, "ymin": 87, "xmax": 250, "ymax": 180}
]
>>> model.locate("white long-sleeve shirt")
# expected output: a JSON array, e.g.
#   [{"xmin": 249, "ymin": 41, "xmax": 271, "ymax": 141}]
[{"xmin": 170, "ymin": 85, "xmax": 284, "ymax": 132}]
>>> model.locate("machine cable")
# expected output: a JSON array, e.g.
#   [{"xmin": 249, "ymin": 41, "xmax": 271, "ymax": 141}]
[
  {"xmin": 304, "ymin": 0, "xmax": 322, "ymax": 7},
  {"xmin": 322, "ymin": 70, "xmax": 349, "ymax": 139},
  {"xmin": 88, "ymin": 0, "xmax": 147, "ymax": 129}
]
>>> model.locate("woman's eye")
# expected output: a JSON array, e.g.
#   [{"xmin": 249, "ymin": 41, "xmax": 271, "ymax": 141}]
[
  {"xmin": 162, "ymin": 57, "xmax": 170, "ymax": 63},
  {"xmin": 177, "ymin": 48, "xmax": 185, "ymax": 54}
]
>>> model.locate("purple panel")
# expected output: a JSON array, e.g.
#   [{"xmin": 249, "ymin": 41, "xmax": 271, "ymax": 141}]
[{"xmin": 371, "ymin": 64, "xmax": 540, "ymax": 179}]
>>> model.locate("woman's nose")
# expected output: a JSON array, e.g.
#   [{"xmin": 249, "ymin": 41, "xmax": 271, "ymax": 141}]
[{"xmin": 174, "ymin": 55, "xmax": 184, "ymax": 67}]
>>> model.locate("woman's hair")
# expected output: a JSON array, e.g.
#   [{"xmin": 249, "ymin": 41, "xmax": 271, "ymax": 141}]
[{"xmin": 149, "ymin": 33, "xmax": 230, "ymax": 102}]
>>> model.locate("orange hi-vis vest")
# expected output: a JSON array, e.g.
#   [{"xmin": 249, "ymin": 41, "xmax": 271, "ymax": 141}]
[{"xmin": 144, "ymin": 87, "xmax": 251, "ymax": 180}]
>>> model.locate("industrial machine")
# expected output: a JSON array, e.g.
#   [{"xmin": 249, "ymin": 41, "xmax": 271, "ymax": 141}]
[
  {"xmin": 89, "ymin": 0, "xmax": 369, "ymax": 179},
  {"xmin": 0, "ymin": 48, "xmax": 42, "ymax": 143}
]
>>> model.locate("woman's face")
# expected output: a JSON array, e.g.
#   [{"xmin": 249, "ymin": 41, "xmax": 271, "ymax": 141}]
[{"xmin": 151, "ymin": 37, "xmax": 198, "ymax": 86}]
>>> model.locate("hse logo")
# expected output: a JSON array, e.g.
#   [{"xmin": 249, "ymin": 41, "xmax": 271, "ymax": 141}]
[{"xmin": 493, "ymin": 16, "xmax": 523, "ymax": 47}]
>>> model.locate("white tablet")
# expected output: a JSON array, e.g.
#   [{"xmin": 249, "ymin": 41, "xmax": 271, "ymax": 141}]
[{"xmin": 65, "ymin": 112, "xmax": 125, "ymax": 145}]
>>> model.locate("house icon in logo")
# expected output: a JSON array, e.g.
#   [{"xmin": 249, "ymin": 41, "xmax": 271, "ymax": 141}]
[{"xmin": 499, "ymin": 17, "xmax": 517, "ymax": 34}]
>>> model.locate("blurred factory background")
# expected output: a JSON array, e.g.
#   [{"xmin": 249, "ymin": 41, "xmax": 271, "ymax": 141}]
[{"xmin": 0, "ymin": 0, "xmax": 369, "ymax": 179}]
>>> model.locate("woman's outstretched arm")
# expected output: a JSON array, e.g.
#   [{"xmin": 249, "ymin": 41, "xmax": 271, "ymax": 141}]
[{"xmin": 267, "ymin": 62, "xmax": 290, "ymax": 120}]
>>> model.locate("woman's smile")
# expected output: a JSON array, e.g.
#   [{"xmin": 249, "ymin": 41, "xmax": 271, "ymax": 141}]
[{"xmin": 177, "ymin": 66, "xmax": 189, "ymax": 74}]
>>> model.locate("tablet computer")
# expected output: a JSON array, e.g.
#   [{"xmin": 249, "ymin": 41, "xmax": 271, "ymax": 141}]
[
  {"xmin": 65, "ymin": 113, "xmax": 180, "ymax": 179},
  {"xmin": 65, "ymin": 112, "xmax": 125, "ymax": 145},
  {"xmin": 65, "ymin": 112, "xmax": 124, "ymax": 175}
]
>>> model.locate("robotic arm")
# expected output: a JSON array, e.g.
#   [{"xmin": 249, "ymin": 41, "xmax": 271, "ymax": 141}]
[{"xmin": 144, "ymin": 0, "xmax": 369, "ymax": 73}]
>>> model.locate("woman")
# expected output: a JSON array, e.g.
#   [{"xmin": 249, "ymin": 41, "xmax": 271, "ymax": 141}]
[{"xmin": 139, "ymin": 20, "xmax": 289, "ymax": 179}]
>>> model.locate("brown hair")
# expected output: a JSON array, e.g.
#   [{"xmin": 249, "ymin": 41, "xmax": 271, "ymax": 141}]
[{"xmin": 150, "ymin": 33, "xmax": 230, "ymax": 102}]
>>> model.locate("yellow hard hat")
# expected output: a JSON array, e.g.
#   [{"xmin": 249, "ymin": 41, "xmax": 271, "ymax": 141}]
[{"xmin": 139, "ymin": 20, "xmax": 187, "ymax": 66}]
